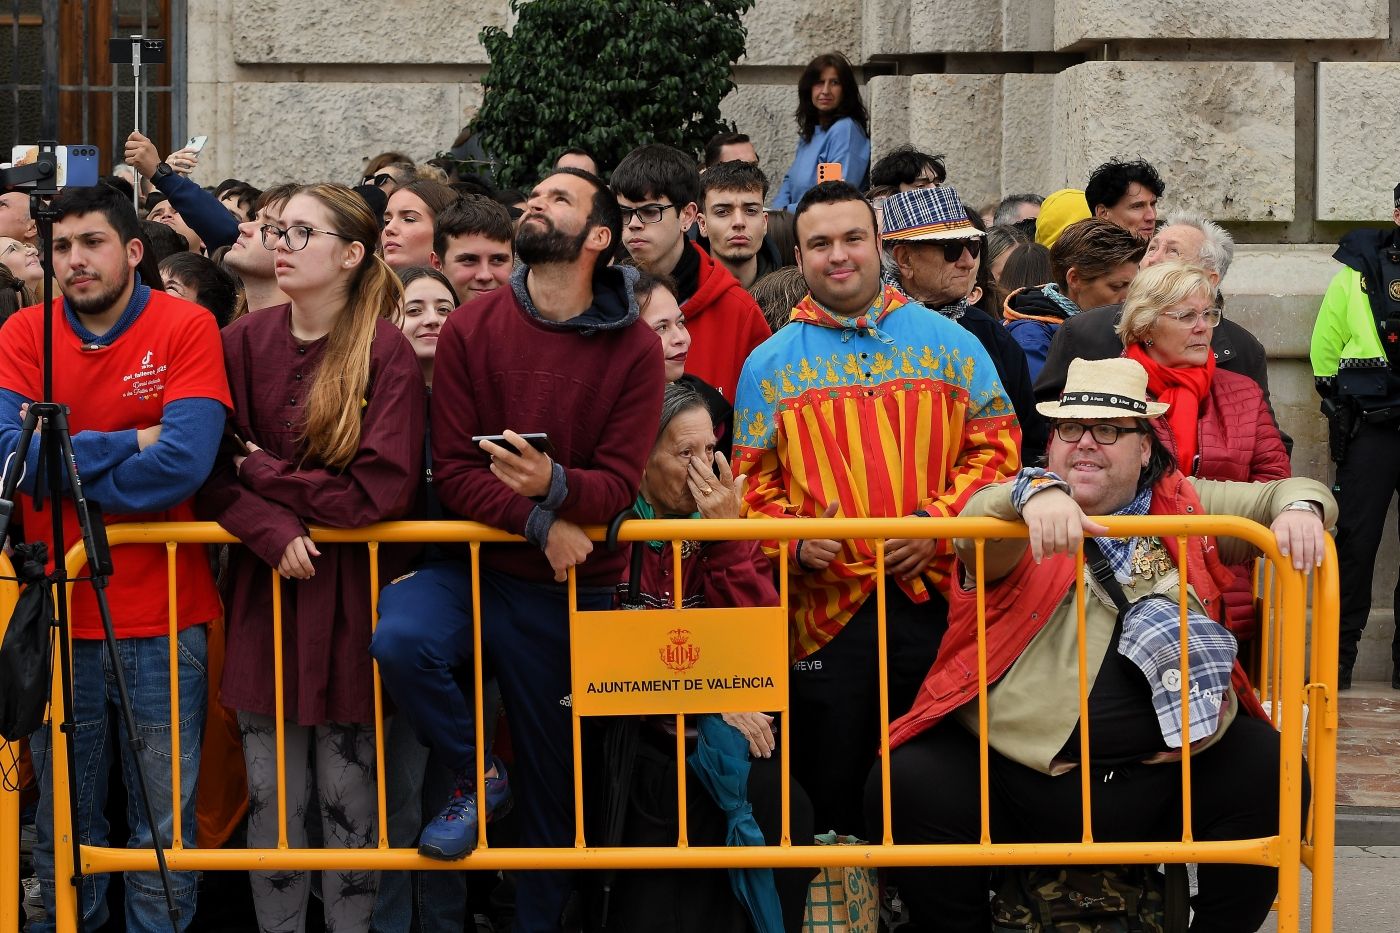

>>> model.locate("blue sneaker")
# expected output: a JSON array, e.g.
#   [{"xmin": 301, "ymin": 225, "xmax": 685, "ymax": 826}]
[{"xmin": 418, "ymin": 756, "xmax": 513, "ymax": 860}]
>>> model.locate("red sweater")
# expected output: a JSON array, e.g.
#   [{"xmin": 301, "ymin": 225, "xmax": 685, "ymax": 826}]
[
  {"xmin": 681, "ymin": 243, "xmax": 771, "ymax": 403},
  {"xmin": 431, "ymin": 267, "xmax": 665, "ymax": 585}
]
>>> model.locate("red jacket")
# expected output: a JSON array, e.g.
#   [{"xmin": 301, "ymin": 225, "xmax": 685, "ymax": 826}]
[
  {"xmin": 681, "ymin": 243, "xmax": 771, "ymax": 403},
  {"xmin": 888, "ymin": 470, "xmax": 1268, "ymax": 752},
  {"xmin": 1154, "ymin": 368, "xmax": 1290, "ymax": 637}
]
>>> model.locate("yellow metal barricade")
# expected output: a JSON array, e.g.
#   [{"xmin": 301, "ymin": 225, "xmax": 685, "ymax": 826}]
[
  {"xmin": 23, "ymin": 516, "xmax": 1335, "ymax": 933},
  {"xmin": 0, "ymin": 552, "xmax": 20, "ymax": 933}
]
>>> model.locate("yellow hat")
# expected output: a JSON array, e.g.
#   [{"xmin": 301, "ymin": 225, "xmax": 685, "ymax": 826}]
[{"xmin": 1035, "ymin": 189, "xmax": 1091, "ymax": 248}]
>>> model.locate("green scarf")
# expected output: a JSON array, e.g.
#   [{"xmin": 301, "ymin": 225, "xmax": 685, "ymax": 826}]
[{"xmin": 633, "ymin": 495, "xmax": 700, "ymax": 552}]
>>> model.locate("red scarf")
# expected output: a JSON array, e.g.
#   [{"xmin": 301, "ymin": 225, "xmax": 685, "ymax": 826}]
[{"xmin": 1125, "ymin": 343, "xmax": 1214, "ymax": 472}]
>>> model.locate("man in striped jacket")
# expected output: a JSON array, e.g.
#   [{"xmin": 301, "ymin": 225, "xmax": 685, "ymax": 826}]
[{"xmin": 732, "ymin": 180, "xmax": 1021, "ymax": 835}]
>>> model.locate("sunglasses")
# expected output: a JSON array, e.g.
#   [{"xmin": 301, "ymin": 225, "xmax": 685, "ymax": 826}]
[{"xmin": 936, "ymin": 238, "xmax": 981, "ymax": 263}]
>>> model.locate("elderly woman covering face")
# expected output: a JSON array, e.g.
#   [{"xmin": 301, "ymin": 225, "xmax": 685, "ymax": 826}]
[
  {"xmin": 599, "ymin": 381, "xmax": 815, "ymax": 933},
  {"xmin": 1117, "ymin": 261, "xmax": 1290, "ymax": 637}
]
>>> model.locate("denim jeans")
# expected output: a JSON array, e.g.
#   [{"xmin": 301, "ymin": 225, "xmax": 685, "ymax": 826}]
[
  {"xmin": 369, "ymin": 713, "xmax": 467, "ymax": 933},
  {"xmin": 30, "ymin": 625, "xmax": 207, "ymax": 933}
]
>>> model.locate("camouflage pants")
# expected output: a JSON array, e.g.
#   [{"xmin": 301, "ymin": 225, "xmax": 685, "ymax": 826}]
[{"xmin": 238, "ymin": 712, "xmax": 379, "ymax": 933}]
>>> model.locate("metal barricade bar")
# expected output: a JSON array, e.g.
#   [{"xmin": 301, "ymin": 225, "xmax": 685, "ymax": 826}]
[{"xmin": 8, "ymin": 515, "xmax": 1335, "ymax": 933}]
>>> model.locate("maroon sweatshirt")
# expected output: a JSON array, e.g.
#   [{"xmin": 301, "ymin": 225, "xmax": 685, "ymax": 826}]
[{"xmin": 432, "ymin": 263, "xmax": 665, "ymax": 585}]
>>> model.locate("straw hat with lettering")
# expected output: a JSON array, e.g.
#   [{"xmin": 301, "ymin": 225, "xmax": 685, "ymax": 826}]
[{"xmin": 1035, "ymin": 357, "xmax": 1169, "ymax": 421}]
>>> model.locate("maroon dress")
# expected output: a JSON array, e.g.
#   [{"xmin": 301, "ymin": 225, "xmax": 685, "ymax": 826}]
[{"xmin": 198, "ymin": 305, "xmax": 425, "ymax": 725}]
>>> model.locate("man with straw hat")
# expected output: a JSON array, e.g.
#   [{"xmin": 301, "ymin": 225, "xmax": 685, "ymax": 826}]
[{"xmin": 869, "ymin": 357, "xmax": 1333, "ymax": 933}]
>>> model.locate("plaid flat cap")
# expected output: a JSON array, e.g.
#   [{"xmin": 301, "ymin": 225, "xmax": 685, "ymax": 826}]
[{"xmin": 881, "ymin": 185, "xmax": 984, "ymax": 242}]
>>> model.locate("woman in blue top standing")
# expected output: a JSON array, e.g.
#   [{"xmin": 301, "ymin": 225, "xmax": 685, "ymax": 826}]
[{"xmin": 771, "ymin": 52, "xmax": 870, "ymax": 211}]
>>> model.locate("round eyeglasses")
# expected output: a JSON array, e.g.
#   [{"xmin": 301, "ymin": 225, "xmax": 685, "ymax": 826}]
[{"xmin": 260, "ymin": 224, "xmax": 354, "ymax": 252}]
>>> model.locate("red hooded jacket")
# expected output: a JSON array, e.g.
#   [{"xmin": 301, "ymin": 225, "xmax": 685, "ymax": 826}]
[{"xmin": 681, "ymin": 243, "xmax": 771, "ymax": 403}]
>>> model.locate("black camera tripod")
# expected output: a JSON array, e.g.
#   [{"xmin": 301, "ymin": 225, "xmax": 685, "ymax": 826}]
[{"xmin": 0, "ymin": 143, "xmax": 181, "ymax": 932}]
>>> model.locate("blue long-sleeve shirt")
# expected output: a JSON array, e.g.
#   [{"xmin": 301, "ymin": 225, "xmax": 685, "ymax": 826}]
[
  {"xmin": 771, "ymin": 117, "xmax": 871, "ymax": 211},
  {"xmin": 0, "ymin": 388, "xmax": 225, "ymax": 514},
  {"xmin": 153, "ymin": 170, "xmax": 241, "ymax": 250}
]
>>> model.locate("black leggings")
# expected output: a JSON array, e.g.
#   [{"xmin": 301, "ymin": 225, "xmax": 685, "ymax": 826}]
[{"xmin": 864, "ymin": 715, "xmax": 1307, "ymax": 933}]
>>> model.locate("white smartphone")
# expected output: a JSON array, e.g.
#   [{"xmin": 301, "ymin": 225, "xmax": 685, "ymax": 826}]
[{"xmin": 185, "ymin": 135, "xmax": 209, "ymax": 154}]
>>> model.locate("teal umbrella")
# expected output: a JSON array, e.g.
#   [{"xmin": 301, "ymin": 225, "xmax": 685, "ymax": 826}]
[{"xmin": 688, "ymin": 714, "xmax": 785, "ymax": 933}]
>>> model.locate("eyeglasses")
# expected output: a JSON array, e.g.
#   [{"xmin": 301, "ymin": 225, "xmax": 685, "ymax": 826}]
[
  {"xmin": 260, "ymin": 224, "xmax": 355, "ymax": 251},
  {"xmin": 939, "ymin": 238, "xmax": 981, "ymax": 263},
  {"xmin": 619, "ymin": 203, "xmax": 677, "ymax": 225},
  {"xmin": 1161, "ymin": 306, "xmax": 1222, "ymax": 327},
  {"xmin": 1053, "ymin": 422, "xmax": 1148, "ymax": 445}
]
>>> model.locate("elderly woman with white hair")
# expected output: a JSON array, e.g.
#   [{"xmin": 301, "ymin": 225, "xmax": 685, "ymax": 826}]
[{"xmin": 1117, "ymin": 261, "xmax": 1290, "ymax": 638}]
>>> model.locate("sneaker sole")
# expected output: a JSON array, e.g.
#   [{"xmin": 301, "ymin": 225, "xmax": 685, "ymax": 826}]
[{"xmin": 418, "ymin": 839, "xmax": 475, "ymax": 861}]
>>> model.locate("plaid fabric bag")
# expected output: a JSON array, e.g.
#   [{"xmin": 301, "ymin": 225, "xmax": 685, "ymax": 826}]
[{"xmin": 802, "ymin": 833, "xmax": 878, "ymax": 932}]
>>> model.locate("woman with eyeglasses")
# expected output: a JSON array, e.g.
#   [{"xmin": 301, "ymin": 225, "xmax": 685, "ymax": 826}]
[
  {"xmin": 1117, "ymin": 260, "xmax": 1290, "ymax": 639},
  {"xmin": 198, "ymin": 182, "xmax": 424, "ymax": 933},
  {"xmin": 1002, "ymin": 218, "xmax": 1145, "ymax": 380}
]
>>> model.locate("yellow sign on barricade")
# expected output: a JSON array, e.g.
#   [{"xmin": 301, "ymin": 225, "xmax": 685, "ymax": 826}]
[
  {"xmin": 0, "ymin": 516, "xmax": 1339, "ymax": 933},
  {"xmin": 571, "ymin": 607, "xmax": 788, "ymax": 716}
]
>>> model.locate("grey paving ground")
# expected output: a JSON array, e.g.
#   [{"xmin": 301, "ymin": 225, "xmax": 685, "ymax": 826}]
[{"xmin": 1261, "ymin": 846, "xmax": 1400, "ymax": 932}]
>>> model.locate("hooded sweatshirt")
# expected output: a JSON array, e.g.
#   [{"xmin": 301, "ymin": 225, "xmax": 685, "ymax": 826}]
[
  {"xmin": 676, "ymin": 242, "xmax": 772, "ymax": 403},
  {"xmin": 430, "ymin": 262, "xmax": 666, "ymax": 585},
  {"xmin": 1002, "ymin": 283, "xmax": 1081, "ymax": 381}
]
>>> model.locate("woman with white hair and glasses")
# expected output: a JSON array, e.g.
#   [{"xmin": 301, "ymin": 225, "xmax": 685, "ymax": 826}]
[{"xmin": 1117, "ymin": 261, "xmax": 1290, "ymax": 639}]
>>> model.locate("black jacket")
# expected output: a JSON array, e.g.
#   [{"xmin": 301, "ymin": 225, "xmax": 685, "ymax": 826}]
[{"xmin": 948, "ymin": 304, "xmax": 1048, "ymax": 465}]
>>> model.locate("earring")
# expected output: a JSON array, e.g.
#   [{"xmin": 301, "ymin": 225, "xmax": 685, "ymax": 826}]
[{"xmin": 1144, "ymin": 338, "xmax": 1154, "ymax": 347}]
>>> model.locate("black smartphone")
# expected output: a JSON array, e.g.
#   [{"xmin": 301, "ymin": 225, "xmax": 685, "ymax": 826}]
[
  {"xmin": 472, "ymin": 433, "xmax": 555, "ymax": 457},
  {"xmin": 228, "ymin": 432, "xmax": 252, "ymax": 456}
]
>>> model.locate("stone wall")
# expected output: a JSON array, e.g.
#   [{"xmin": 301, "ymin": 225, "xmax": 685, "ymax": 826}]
[{"xmin": 184, "ymin": 0, "xmax": 1400, "ymax": 680}]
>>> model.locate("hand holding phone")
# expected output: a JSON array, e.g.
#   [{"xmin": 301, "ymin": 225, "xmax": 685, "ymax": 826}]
[
  {"xmin": 186, "ymin": 135, "xmax": 209, "ymax": 155},
  {"xmin": 476, "ymin": 431, "xmax": 555, "ymax": 499}
]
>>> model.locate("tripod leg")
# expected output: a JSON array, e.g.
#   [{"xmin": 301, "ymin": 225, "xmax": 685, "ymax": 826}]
[{"xmin": 48, "ymin": 419, "xmax": 186, "ymax": 932}]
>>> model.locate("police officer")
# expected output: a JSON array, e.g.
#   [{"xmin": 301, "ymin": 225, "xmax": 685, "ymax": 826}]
[{"xmin": 1311, "ymin": 181, "xmax": 1400, "ymax": 689}]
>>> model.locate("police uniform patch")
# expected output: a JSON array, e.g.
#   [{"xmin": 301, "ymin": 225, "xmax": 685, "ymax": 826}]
[{"xmin": 1390, "ymin": 280, "xmax": 1400, "ymax": 301}]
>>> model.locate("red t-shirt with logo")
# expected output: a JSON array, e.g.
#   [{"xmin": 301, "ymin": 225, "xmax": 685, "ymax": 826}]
[{"xmin": 0, "ymin": 291, "xmax": 232, "ymax": 638}]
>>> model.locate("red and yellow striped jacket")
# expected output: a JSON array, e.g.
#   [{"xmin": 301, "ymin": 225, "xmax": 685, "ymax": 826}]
[{"xmin": 732, "ymin": 286, "xmax": 1021, "ymax": 659}]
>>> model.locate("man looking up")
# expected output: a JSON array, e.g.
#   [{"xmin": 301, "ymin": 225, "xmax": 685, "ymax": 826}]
[
  {"xmin": 0, "ymin": 183, "xmax": 231, "ymax": 933},
  {"xmin": 371, "ymin": 168, "xmax": 664, "ymax": 932},
  {"xmin": 433, "ymin": 193, "xmax": 515, "ymax": 304},
  {"xmin": 221, "ymin": 183, "xmax": 296, "ymax": 317},
  {"xmin": 612, "ymin": 143, "xmax": 770, "ymax": 401},
  {"xmin": 0, "ymin": 190, "xmax": 38, "ymax": 245},
  {"xmin": 697, "ymin": 160, "xmax": 786, "ymax": 290},
  {"xmin": 733, "ymin": 180, "xmax": 1020, "ymax": 835},
  {"xmin": 1085, "ymin": 158, "xmax": 1164, "ymax": 241}
]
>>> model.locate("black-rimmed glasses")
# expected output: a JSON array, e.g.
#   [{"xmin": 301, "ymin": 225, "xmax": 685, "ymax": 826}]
[
  {"xmin": 260, "ymin": 224, "xmax": 354, "ymax": 251},
  {"xmin": 1053, "ymin": 422, "xmax": 1148, "ymax": 445},
  {"xmin": 619, "ymin": 203, "xmax": 677, "ymax": 225}
]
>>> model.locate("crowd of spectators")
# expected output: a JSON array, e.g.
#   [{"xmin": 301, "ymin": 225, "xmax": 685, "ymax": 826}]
[{"xmin": 0, "ymin": 44, "xmax": 1358, "ymax": 933}]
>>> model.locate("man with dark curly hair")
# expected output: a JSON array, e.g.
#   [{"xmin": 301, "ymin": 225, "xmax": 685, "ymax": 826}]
[{"xmin": 1085, "ymin": 158, "xmax": 1165, "ymax": 240}]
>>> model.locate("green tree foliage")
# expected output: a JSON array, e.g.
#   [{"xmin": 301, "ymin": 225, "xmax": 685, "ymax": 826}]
[{"xmin": 474, "ymin": 0, "xmax": 754, "ymax": 189}]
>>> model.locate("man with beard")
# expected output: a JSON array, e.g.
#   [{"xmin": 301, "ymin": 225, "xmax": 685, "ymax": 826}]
[
  {"xmin": 0, "ymin": 183, "xmax": 230, "ymax": 932},
  {"xmin": 221, "ymin": 183, "xmax": 296, "ymax": 317},
  {"xmin": 696, "ymin": 159, "xmax": 788, "ymax": 291},
  {"xmin": 371, "ymin": 168, "xmax": 664, "ymax": 931}
]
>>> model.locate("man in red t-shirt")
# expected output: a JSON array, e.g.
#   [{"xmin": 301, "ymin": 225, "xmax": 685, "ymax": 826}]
[{"xmin": 0, "ymin": 184, "xmax": 230, "ymax": 933}]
